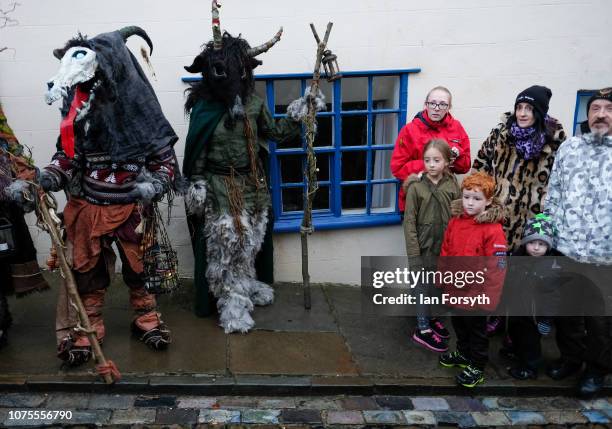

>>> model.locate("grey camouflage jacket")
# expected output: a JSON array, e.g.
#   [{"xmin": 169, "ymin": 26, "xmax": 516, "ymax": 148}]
[{"xmin": 544, "ymin": 133, "xmax": 612, "ymax": 265}]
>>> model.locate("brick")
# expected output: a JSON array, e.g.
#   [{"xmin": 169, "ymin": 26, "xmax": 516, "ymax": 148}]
[
  {"xmin": 65, "ymin": 410, "xmax": 112, "ymax": 425},
  {"xmin": 580, "ymin": 398, "xmax": 612, "ymax": 410},
  {"xmin": 198, "ymin": 409, "xmax": 241, "ymax": 424},
  {"xmin": 445, "ymin": 397, "xmax": 487, "ymax": 412},
  {"xmin": 480, "ymin": 397, "xmax": 499, "ymax": 410},
  {"xmin": 88, "ymin": 394, "xmax": 136, "ymax": 410},
  {"xmin": 434, "ymin": 411, "xmax": 476, "ymax": 428},
  {"xmin": 374, "ymin": 395, "xmax": 413, "ymax": 410},
  {"xmin": 325, "ymin": 410, "xmax": 364, "ymax": 425},
  {"xmin": 156, "ymin": 408, "xmax": 199, "ymax": 425},
  {"xmin": 363, "ymin": 410, "xmax": 406, "ymax": 424},
  {"xmin": 471, "ymin": 411, "xmax": 511, "ymax": 427},
  {"xmin": 177, "ymin": 397, "xmax": 218, "ymax": 409},
  {"xmin": 337, "ymin": 396, "xmax": 378, "ymax": 410},
  {"xmin": 217, "ymin": 397, "xmax": 259, "ymax": 409},
  {"xmin": 295, "ymin": 397, "xmax": 342, "ymax": 410},
  {"xmin": 111, "ymin": 408, "xmax": 156, "ymax": 425},
  {"xmin": 241, "ymin": 409, "xmax": 281, "ymax": 424},
  {"xmin": 543, "ymin": 411, "xmax": 588, "ymax": 425},
  {"xmin": 280, "ymin": 409, "xmax": 322, "ymax": 424},
  {"xmin": 402, "ymin": 410, "xmax": 436, "ymax": 426},
  {"xmin": 0, "ymin": 393, "xmax": 47, "ymax": 408},
  {"xmin": 411, "ymin": 397, "xmax": 449, "ymax": 411},
  {"xmin": 583, "ymin": 410, "xmax": 611, "ymax": 424},
  {"xmin": 257, "ymin": 398, "xmax": 296, "ymax": 409},
  {"xmin": 505, "ymin": 411, "xmax": 546, "ymax": 425}
]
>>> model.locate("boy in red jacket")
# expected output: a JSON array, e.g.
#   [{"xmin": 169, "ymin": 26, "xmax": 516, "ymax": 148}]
[{"xmin": 437, "ymin": 172, "xmax": 507, "ymax": 387}]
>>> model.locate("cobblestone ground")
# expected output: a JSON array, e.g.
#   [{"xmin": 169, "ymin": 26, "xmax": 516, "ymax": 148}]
[{"xmin": 1, "ymin": 393, "xmax": 612, "ymax": 427}]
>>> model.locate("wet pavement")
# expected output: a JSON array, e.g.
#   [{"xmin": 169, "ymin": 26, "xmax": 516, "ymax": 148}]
[{"xmin": 0, "ymin": 272, "xmax": 610, "ymax": 397}]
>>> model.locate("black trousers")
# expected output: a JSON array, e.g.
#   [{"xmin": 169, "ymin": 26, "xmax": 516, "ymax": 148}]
[
  {"xmin": 452, "ymin": 312, "xmax": 489, "ymax": 369},
  {"xmin": 508, "ymin": 316, "xmax": 541, "ymax": 368}
]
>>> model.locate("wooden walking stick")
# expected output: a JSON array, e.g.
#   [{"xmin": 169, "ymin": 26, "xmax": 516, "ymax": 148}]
[
  {"xmin": 301, "ymin": 22, "xmax": 340, "ymax": 309},
  {"xmin": 35, "ymin": 189, "xmax": 119, "ymax": 384}
]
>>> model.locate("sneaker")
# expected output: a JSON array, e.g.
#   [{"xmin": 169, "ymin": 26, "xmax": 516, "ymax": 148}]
[
  {"xmin": 508, "ymin": 365, "xmax": 537, "ymax": 380},
  {"xmin": 456, "ymin": 365, "xmax": 485, "ymax": 388},
  {"xmin": 412, "ymin": 329, "xmax": 448, "ymax": 352},
  {"xmin": 430, "ymin": 318, "xmax": 450, "ymax": 339},
  {"xmin": 486, "ymin": 316, "xmax": 503, "ymax": 336},
  {"xmin": 439, "ymin": 350, "xmax": 470, "ymax": 368}
]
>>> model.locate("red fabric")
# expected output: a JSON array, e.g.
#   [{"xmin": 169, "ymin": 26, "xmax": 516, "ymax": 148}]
[
  {"xmin": 391, "ymin": 111, "xmax": 471, "ymax": 211},
  {"xmin": 60, "ymin": 87, "xmax": 89, "ymax": 158},
  {"xmin": 96, "ymin": 360, "xmax": 122, "ymax": 383},
  {"xmin": 438, "ymin": 214, "xmax": 507, "ymax": 311}
]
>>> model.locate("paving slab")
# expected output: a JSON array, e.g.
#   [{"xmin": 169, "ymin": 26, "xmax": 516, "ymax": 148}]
[
  {"xmin": 411, "ymin": 397, "xmax": 449, "ymax": 411},
  {"xmin": 506, "ymin": 410, "xmax": 546, "ymax": 425},
  {"xmin": 198, "ymin": 409, "xmax": 241, "ymax": 424},
  {"xmin": 253, "ymin": 283, "xmax": 337, "ymax": 332},
  {"xmin": 0, "ymin": 393, "xmax": 48, "ymax": 408},
  {"xmin": 87, "ymin": 393, "xmax": 136, "ymax": 410},
  {"xmin": 471, "ymin": 411, "xmax": 511, "ymax": 426},
  {"xmin": 45, "ymin": 393, "xmax": 91, "ymax": 410},
  {"xmin": 280, "ymin": 409, "xmax": 323, "ymax": 424},
  {"xmin": 583, "ymin": 410, "xmax": 611, "ymax": 424},
  {"xmin": 433, "ymin": 411, "xmax": 477, "ymax": 428},
  {"xmin": 337, "ymin": 396, "xmax": 379, "ymax": 410},
  {"xmin": 373, "ymin": 395, "xmax": 414, "ymax": 410},
  {"xmin": 230, "ymin": 331, "xmax": 357, "ymax": 375},
  {"xmin": 177, "ymin": 396, "xmax": 218, "ymax": 409}
]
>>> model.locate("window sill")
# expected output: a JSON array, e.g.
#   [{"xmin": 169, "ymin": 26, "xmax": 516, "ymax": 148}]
[{"xmin": 273, "ymin": 213, "xmax": 402, "ymax": 233}]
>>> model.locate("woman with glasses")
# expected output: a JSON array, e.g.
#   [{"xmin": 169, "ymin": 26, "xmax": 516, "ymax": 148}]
[
  {"xmin": 391, "ymin": 86, "xmax": 471, "ymax": 213},
  {"xmin": 472, "ymin": 85, "xmax": 566, "ymax": 252}
]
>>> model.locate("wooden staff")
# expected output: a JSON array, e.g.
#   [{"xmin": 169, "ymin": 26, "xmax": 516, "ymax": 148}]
[
  {"xmin": 36, "ymin": 190, "xmax": 118, "ymax": 384},
  {"xmin": 301, "ymin": 22, "xmax": 334, "ymax": 309}
]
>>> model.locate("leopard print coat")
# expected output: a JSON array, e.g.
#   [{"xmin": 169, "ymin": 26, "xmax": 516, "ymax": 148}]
[{"xmin": 472, "ymin": 113, "xmax": 566, "ymax": 251}]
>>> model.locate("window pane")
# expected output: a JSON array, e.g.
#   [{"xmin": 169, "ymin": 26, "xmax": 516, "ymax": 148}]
[
  {"xmin": 341, "ymin": 184, "xmax": 366, "ymax": 213},
  {"xmin": 306, "ymin": 79, "xmax": 333, "ymax": 112},
  {"xmin": 312, "ymin": 185, "xmax": 330, "ymax": 210},
  {"xmin": 341, "ymin": 151, "xmax": 367, "ymax": 181},
  {"xmin": 342, "ymin": 115, "xmax": 368, "ymax": 146},
  {"xmin": 254, "ymin": 80, "xmax": 268, "ymax": 103},
  {"xmin": 313, "ymin": 116, "xmax": 333, "ymax": 147},
  {"xmin": 341, "ymin": 77, "xmax": 367, "ymax": 111},
  {"xmin": 371, "ymin": 183, "xmax": 397, "ymax": 213},
  {"xmin": 372, "ymin": 76, "xmax": 400, "ymax": 110},
  {"xmin": 282, "ymin": 187, "xmax": 303, "ymax": 212},
  {"xmin": 280, "ymin": 154, "xmax": 303, "ymax": 184},
  {"xmin": 274, "ymin": 79, "xmax": 302, "ymax": 114},
  {"xmin": 372, "ymin": 113, "xmax": 398, "ymax": 146},
  {"xmin": 313, "ymin": 152, "xmax": 330, "ymax": 182},
  {"xmin": 371, "ymin": 149, "xmax": 393, "ymax": 180}
]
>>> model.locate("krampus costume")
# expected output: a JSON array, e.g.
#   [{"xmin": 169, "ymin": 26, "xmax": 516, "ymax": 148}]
[
  {"xmin": 183, "ymin": 1, "xmax": 317, "ymax": 333},
  {"xmin": 33, "ymin": 27, "xmax": 177, "ymax": 365},
  {"xmin": 0, "ymin": 103, "xmax": 50, "ymax": 349}
]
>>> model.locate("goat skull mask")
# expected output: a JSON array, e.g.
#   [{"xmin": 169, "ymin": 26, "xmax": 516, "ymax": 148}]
[{"xmin": 45, "ymin": 46, "xmax": 98, "ymax": 105}]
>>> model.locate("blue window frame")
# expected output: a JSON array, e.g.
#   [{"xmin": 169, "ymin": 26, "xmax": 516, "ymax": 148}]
[
  {"xmin": 573, "ymin": 89, "xmax": 597, "ymax": 136},
  {"xmin": 182, "ymin": 68, "xmax": 421, "ymax": 233}
]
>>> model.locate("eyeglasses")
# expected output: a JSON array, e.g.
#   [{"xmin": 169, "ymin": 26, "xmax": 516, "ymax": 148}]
[{"xmin": 426, "ymin": 101, "xmax": 450, "ymax": 110}]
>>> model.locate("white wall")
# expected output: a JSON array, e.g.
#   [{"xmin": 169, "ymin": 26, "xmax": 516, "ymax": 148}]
[{"xmin": 1, "ymin": 0, "xmax": 610, "ymax": 285}]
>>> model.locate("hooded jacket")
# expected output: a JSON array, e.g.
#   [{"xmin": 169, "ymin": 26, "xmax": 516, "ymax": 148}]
[
  {"xmin": 544, "ymin": 133, "xmax": 612, "ymax": 265},
  {"xmin": 472, "ymin": 113, "xmax": 565, "ymax": 251},
  {"xmin": 403, "ymin": 174, "xmax": 461, "ymax": 258},
  {"xmin": 391, "ymin": 110, "xmax": 471, "ymax": 212},
  {"xmin": 438, "ymin": 200, "xmax": 508, "ymax": 311}
]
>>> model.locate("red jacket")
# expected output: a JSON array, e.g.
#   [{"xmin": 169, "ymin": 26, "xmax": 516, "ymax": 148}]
[
  {"xmin": 438, "ymin": 204, "xmax": 507, "ymax": 311},
  {"xmin": 391, "ymin": 110, "xmax": 471, "ymax": 211}
]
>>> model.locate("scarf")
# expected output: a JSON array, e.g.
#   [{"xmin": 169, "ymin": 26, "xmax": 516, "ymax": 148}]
[{"xmin": 510, "ymin": 120, "xmax": 547, "ymax": 160}]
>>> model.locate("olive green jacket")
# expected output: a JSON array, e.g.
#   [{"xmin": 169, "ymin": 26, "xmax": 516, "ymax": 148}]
[{"xmin": 403, "ymin": 175, "xmax": 461, "ymax": 258}]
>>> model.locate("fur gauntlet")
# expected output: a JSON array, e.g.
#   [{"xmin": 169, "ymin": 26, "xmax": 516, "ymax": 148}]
[
  {"xmin": 185, "ymin": 180, "xmax": 207, "ymax": 216},
  {"xmin": 40, "ymin": 169, "xmax": 62, "ymax": 192},
  {"xmin": 135, "ymin": 170, "xmax": 166, "ymax": 204},
  {"xmin": 5, "ymin": 180, "xmax": 36, "ymax": 212},
  {"xmin": 286, "ymin": 86, "xmax": 326, "ymax": 122}
]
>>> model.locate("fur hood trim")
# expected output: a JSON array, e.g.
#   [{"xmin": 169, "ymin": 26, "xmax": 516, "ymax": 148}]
[{"xmin": 475, "ymin": 197, "xmax": 505, "ymax": 224}]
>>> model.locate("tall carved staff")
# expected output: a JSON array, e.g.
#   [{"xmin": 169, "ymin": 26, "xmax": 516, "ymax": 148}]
[
  {"xmin": 36, "ymin": 189, "xmax": 119, "ymax": 384},
  {"xmin": 301, "ymin": 22, "xmax": 340, "ymax": 309}
]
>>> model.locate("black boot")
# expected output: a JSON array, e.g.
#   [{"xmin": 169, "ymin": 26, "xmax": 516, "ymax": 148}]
[
  {"xmin": 546, "ymin": 359, "xmax": 582, "ymax": 380},
  {"xmin": 56, "ymin": 335, "xmax": 92, "ymax": 367}
]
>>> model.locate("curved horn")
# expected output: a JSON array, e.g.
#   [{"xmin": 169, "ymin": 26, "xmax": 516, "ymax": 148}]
[
  {"xmin": 247, "ymin": 27, "xmax": 283, "ymax": 57},
  {"xmin": 212, "ymin": 0, "xmax": 222, "ymax": 50},
  {"xmin": 118, "ymin": 26, "xmax": 153, "ymax": 55}
]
